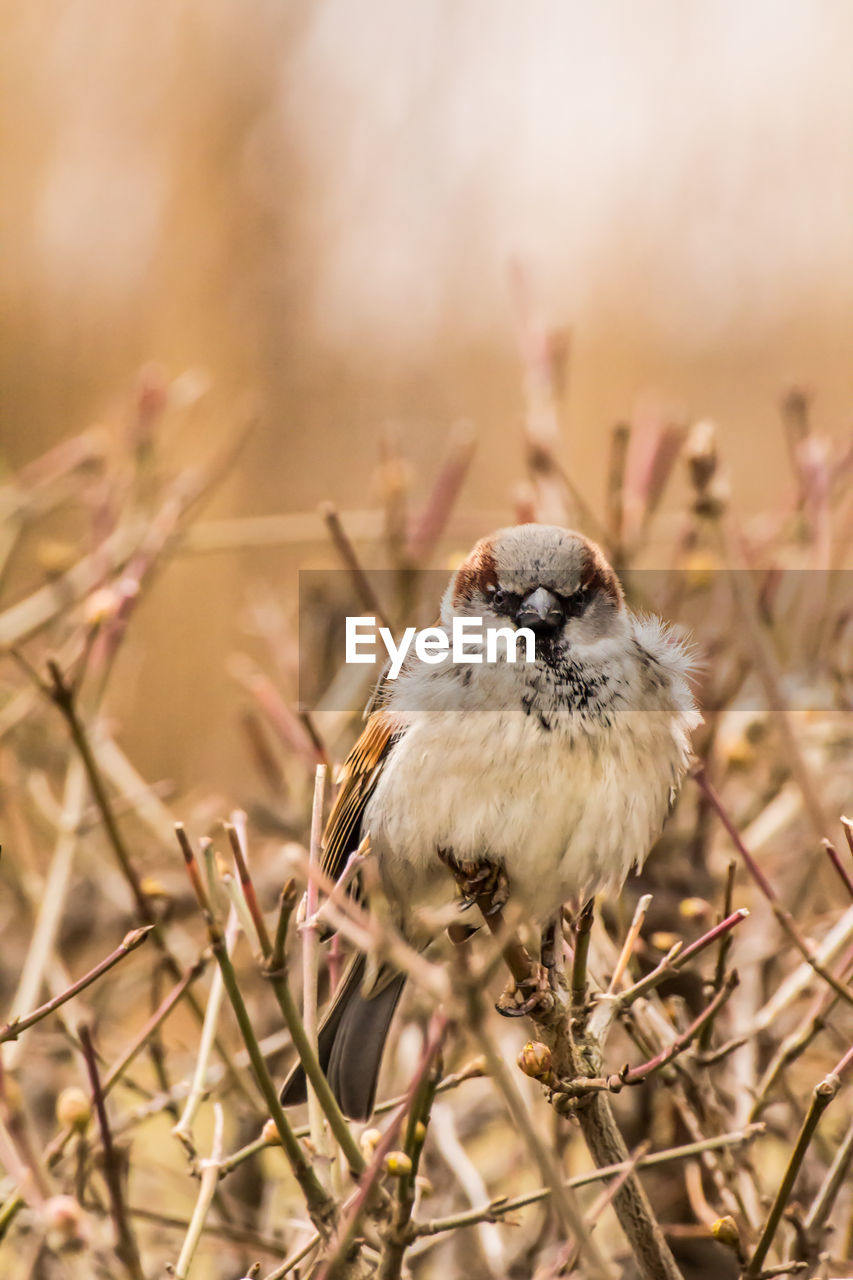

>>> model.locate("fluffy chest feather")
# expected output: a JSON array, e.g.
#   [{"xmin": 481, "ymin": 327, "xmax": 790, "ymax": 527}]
[{"xmin": 362, "ymin": 619, "xmax": 699, "ymax": 931}]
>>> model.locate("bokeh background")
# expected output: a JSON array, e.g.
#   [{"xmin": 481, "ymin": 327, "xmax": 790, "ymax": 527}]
[{"xmin": 4, "ymin": 0, "xmax": 853, "ymax": 792}]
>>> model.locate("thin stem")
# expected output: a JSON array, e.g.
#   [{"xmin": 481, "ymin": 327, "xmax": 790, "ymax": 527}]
[
  {"xmin": 317, "ymin": 1015, "xmax": 447, "ymax": 1280},
  {"xmin": 415, "ymin": 1125, "xmax": 763, "ymax": 1237},
  {"xmin": 79, "ymin": 1025, "xmax": 144, "ymax": 1280},
  {"xmin": 616, "ymin": 908, "xmax": 749, "ymax": 1013},
  {"xmin": 802, "ymin": 1115, "xmax": 853, "ymax": 1244},
  {"xmin": 263, "ymin": 901, "xmax": 366, "ymax": 1177},
  {"xmin": 607, "ymin": 893, "xmax": 652, "ymax": 993},
  {"xmin": 176, "ymin": 826, "xmax": 336, "ymax": 1237},
  {"xmin": 226, "ymin": 816, "xmax": 273, "ymax": 957},
  {"xmin": 261, "ymin": 1232, "xmax": 321, "ymax": 1280},
  {"xmin": 462, "ymin": 969, "xmax": 615, "ymax": 1280},
  {"xmin": 694, "ymin": 769, "xmax": 853, "ymax": 1008},
  {"xmin": 747, "ymin": 1076, "xmax": 840, "ymax": 1276},
  {"xmin": 173, "ymin": 1102, "xmax": 225, "ymax": 1278},
  {"xmin": 47, "ymin": 660, "xmax": 153, "ymax": 924},
  {"xmin": 46, "ymin": 665, "xmax": 243, "ymax": 1092},
  {"xmin": 700, "ymin": 859, "xmax": 736, "ymax": 1052},
  {"xmin": 377, "ymin": 1035, "xmax": 443, "ymax": 1280},
  {"xmin": 321, "ymin": 502, "xmax": 393, "ymax": 631},
  {"xmin": 823, "ymin": 838, "xmax": 853, "ymax": 901},
  {"xmin": 571, "ymin": 898, "xmax": 596, "ymax": 1009},
  {"xmin": 302, "ymin": 763, "xmax": 328, "ymax": 1160},
  {"xmin": 173, "ymin": 887, "xmax": 240, "ymax": 1158},
  {"xmin": 0, "ymin": 926, "xmax": 152, "ymax": 1044},
  {"xmin": 558, "ymin": 972, "xmax": 738, "ymax": 1095}
]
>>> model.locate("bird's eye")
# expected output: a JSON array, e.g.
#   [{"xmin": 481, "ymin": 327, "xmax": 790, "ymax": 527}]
[
  {"xmin": 491, "ymin": 587, "xmax": 507, "ymax": 609},
  {"xmin": 561, "ymin": 587, "xmax": 587, "ymax": 614}
]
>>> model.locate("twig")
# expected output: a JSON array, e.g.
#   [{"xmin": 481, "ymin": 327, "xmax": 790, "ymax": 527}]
[
  {"xmin": 694, "ymin": 768, "xmax": 853, "ymax": 1007},
  {"xmin": 558, "ymin": 972, "xmax": 738, "ymax": 1095},
  {"xmin": 79, "ymin": 1025, "xmax": 144, "ymax": 1280},
  {"xmin": 415, "ymin": 1125, "xmax": 764, "ymax": 1237},
  {"xmin": 175, "ymin": 825, "xmax": 336, "ymax": 1237},
  {"xmin": 262, "ymin": 880, "xmax": 366, "ymax": 1178},
  {"xmin": 261, "ymin": 1231, "xmax": 321, "ymax": 1280},
  {"xmin": 226, "ymin": 815, "xmax": 273, "ymax": 956},
  {"xmin": 460, "ymin": 963, "xmax": 616, "ymax": 1280},
  {"xmin": 571, "ymin": 898, "xmax": 596, "ymax": 1009},
  {"xmin": 302, "ymin": 764, "xmax": 328, "ymax": 1161},
  {"xmin": 173, "ymin": 1102, "xmax": 225, "ymax": 1278},
  {"xmin": 0, "ymin": 926, "xmax": 152, "ymax": 1044},
  {"xmin": 376, "ymin": 1034, "xmax": 443, "ymax": 1280},
  {"xmin": 822, "ymin": 838, "xmax": 853, "ymax": 901},
  {"xmin": 102, "ymin": 955, "xmax": 208, "ymax": 1098},
  {"xmin": 321, "ymin": 502, "xmax": 393, "ymax": 632},
  {"xmin": 173, "ymin": 847, "xmax": 240, "ymax": 1158},
  {"xmin": 801, "ymin": 1114, "xmax": 853, "ymax": 1255},
  {"xmin": 700, "ymin": 859, "xmax": 737, "ymax": 1052},
  {"xmin": 317, "ymin": 1014, "xmax": 448, "ymax": 1280},
  {"xmin": 747, "ymin": 1075, "xmax": 841, "ymax": 1276},
  {"xmin": 610, "ymin": 908, "xmax": 748, "ymax": 1013},
  {"xmin": 3, "ymin": 757, "xmax": 87, "ymax": 1069},
  {"xmin": 607, "ymin": 893, "xmax": 652, "ymax": 993}
]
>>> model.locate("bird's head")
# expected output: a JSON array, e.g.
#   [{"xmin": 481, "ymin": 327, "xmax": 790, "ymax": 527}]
[{"xmin": 444, "ymin": 524, "xmax": 626, "ymax": 658}]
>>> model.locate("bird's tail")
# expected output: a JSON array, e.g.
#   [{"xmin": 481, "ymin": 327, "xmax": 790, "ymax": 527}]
[{"xmin": 279, "ymin": 953, "xmax": 406, "ymax": 1121}]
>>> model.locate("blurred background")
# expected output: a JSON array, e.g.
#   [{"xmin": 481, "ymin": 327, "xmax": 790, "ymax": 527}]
[{"xmin": 3, "ymin": 0, "xmax": 853, "ymax": 793}]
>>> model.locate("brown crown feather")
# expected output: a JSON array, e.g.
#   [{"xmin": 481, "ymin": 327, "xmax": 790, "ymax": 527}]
[{"xmin": 451, "ymin": 538, "xmax": 498, "ymax": 606}]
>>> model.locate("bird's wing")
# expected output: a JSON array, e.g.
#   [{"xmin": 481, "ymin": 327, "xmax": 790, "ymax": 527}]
[{"xmin": 321, "ymin": 707, "xmax": 403, "ymax": 885}]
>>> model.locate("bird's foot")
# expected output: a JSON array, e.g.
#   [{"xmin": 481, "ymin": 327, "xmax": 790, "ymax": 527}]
[
  {"xmin": 540, "ymin": 916, "xmax": 562, "ymax": 992},
  {"xmin": 495, "ymin": 962, "xmax": 556, "ymax": 1019},
  {"xmin": 437, "ymin": 850, "xmax": 509, "ymax": 917}
]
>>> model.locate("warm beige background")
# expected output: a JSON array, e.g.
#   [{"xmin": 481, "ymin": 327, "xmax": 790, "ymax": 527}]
[{"xmin": 3, "ymin": 0, "xmax": 852, "ymax": 791}]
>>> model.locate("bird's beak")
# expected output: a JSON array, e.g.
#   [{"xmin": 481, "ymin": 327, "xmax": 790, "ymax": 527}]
[{"xmin": 516, "ymin": 587, "xmax": 564, "ymax": 635}]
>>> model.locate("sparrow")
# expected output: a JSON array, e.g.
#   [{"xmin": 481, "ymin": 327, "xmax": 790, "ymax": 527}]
[{"xmin": 282, "ymin": 523, "xmax": 700, "ymax": 1119}]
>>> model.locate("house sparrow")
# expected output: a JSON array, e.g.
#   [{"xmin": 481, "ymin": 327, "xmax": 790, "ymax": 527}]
[{"xmin": 282, "ymin": 523, "xmax": 700, "ymax": 1119}]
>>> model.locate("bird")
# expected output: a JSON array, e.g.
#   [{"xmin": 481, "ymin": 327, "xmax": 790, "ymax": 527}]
[{"xmin": 281, "ymin": 523, "xmax": 700, "ymax": 1120}]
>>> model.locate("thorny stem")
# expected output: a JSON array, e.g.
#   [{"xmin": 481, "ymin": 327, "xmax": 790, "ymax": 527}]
[
  {"xmin": 747, "ymin": 1075, "xmax": 841, "ymax": 1276},
  {"xmin": 79, "ymin": 1025, "xmax": 144, "ymax": 1280}
]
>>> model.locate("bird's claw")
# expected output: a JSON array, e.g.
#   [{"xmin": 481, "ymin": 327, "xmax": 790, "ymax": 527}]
[
  {"xmin": 495, "ymin": 963, "xmax": 556, "ymax": 1019},
  {"xmin": 438, "ymin": 850, "xmax": 510, "ymax": 917}
]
